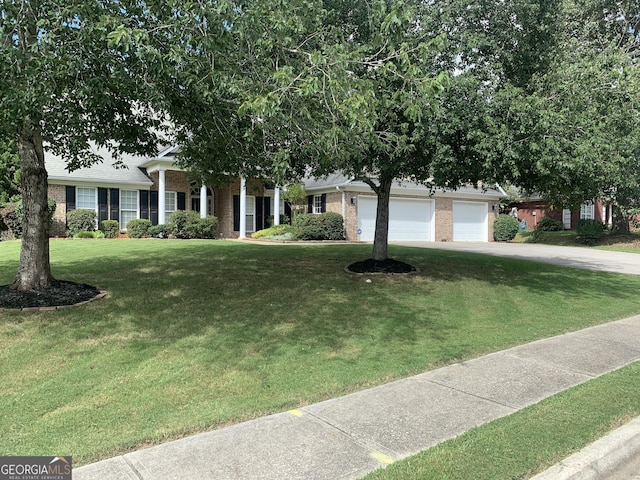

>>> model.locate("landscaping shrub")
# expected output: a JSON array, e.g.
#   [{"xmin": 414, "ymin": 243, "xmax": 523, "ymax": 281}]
[
  {"xmin": 193, "ymin": 216, "xmax": 218, "ymax": 239},
  {"xmin": 252, "ymin": 224, "xmax": 295, "ymax": 239},
  {"xmin": 148, "ymin": 224, "xmax": 170, "ymax": 238},
  {"xmin": 168, "ymin": 210, "xmax": 199, "ymax": 238},
  {"xmin": 576, "ymin": 219, "xmax": 606, "ymax": 245},
  {"xmin": 0, "ymin": 197, "xmax": 56, "ymax": 239},
  {"xmin": 536, "ymin": 216, "xmax": 564, "ymax": 232},
  {"xmin": 168, "ymin": 211, "xmax": 219, "ymax": 239},
  {"xmin": 73, "ymin": 231, "xmax": 104, "ymax": 239},
  {"xmin": 67, "ymin": 209, "xmax": 96, "ymax": 236},
  {"xmin": 292, "ymin": 212, "xmax": 345, "ymax": 240},
  {"xmin": 126, "ymin": 219, "xmax": 151, "ymax": 238},
  {"xmin": 100, "ymin": 220, "xmax": 120, "ymax": 238},
  {"xmin": 267, "ymin": 214, "xmax": 291, "ymax": 227},
  {"xmin": 493, "ymin": 214, "xmax": 519, "ymax": 241}
]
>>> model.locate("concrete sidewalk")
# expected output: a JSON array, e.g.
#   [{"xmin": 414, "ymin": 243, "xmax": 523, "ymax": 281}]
[{"xmin": 75, "ymin": 315, "xmax": 640, "ymax": 480}]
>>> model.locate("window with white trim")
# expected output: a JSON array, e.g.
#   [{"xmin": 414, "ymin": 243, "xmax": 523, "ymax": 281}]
[
  {"xmin": 580, "ymin": 201, "xmax": 595, "ymax": 220},
  {"xmin": 165, "ymin": 191, "xmax": 177, "ymax": 220},
  {"xmin": 76, "ymin": 187, "xmax": 97, "ymax": 210},
  {"xmin": 120, "ymin": 190, "xmax": 139, "ymax": 230},
  {"xmin": 313, "ymin": 194, "xmax": 323, "ymax": 214},
  {"xmin": 246, "ymin": 195, "xmax": 255, "ymax": 232}
]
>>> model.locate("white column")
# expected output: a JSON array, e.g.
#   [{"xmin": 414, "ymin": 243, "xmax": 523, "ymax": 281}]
[
  {"xmin": 274, "ymin": 186, "xmax": 281, "ymax": 225},
  {"xmin": 158, "ymin": 169, "xmax": 166, "ymax": 225},
  {"xmin": 239, "ymin": 177, "xmax": 247, "ymax": 238},
  {"xmin": 200, "ymin": 184, "xmax": 207, "ymax": 218}
]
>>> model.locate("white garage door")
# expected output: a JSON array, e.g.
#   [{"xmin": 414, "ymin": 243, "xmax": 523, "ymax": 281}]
[
  {"xmin": 358, "ymin": 196, "xmax": 434, "ymax": 241},
  {"xmin": 453, "ymin": 201, "xmax": 488, "ymax": 242}
]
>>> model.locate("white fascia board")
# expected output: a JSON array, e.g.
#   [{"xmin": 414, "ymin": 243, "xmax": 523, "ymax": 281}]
[
  {"xmin": 48, "ymin": 178, "xmax": 153, "ymax": 188},
  {"xmin": 156, "ymin": 144, "xmax": 181, "ymax": 158},
  {"xmin": 139, "ymin": 158, "xmax": 182, "ymax": 173}
]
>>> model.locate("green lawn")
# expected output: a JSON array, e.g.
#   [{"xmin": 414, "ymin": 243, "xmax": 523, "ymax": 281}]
[{"xmin": 1, "ymin": 239, "xmax": 640, "ymax": 465}]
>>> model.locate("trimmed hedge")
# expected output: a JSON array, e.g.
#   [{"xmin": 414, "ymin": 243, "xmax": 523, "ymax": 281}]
[
  {"xmin": 168, "ymin": 211, "xmax": 218, "ymax": 239},
  {"xmin": 148, "ymin": 224, "xmax": 170, "ymax": 238},
  {"xmin": 100, "ymin": 220, "xmax": 120, "ymax": 238},
  {"xmin": 292, "ymin": 212, "xmax": 345, "ymax": 240},
  {"xmin": 67, "ymin": 209, "xmax": 97, "ymax": 236},
  {"xmin": 126, "ymin": 219, "xmax": 152, "ymax": 238},
  {"xmin": 493, "ymin": 214, "xmax": 519, "ymax": 241}
]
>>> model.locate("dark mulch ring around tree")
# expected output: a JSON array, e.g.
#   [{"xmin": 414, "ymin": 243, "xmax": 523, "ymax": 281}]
[
  {"xmin": 346, "ymin": 258, "xmax": 417, "ymax": 274},
  {"xmin": 0, "ymin": 280, "xmax": 102, "ymax": 309}
]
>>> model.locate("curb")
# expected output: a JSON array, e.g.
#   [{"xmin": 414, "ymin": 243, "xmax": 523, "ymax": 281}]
[{"xmin": 531, "ymin": 416, "xmax": 640, "ymax": 480}]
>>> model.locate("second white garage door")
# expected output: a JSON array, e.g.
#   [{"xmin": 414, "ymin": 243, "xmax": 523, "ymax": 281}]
[
  {"xmin": 453, "ymin": 201, "xmax": 488, "ymax": 242},
  {"xmin": 358, "ymin": 196, "xmax": 434, "ymax": 242}
]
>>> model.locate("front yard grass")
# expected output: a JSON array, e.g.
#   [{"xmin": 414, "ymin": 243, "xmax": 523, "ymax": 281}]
[{"xmin": 1, "ymin": 239, "xmax": 640, "ymax": 465}]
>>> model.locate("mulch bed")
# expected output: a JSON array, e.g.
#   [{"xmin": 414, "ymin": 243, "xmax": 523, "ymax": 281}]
[
  {"xmin": 0, "ymin": 280, "xmax": 101, "ymax": 309},
  {"xmin": 346, "ymin": 258, "xmax": 417, "ymax": 274}
]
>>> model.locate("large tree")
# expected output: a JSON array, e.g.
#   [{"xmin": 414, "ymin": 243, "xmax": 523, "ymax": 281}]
[
  {"xmin": 503, "ymin": 0, "xmax": 640, "ymax": 230},
  {"xmin": 270, "ymin": 0, "xmax": 561, "ymax": 260},
  {"xmin": 0, "ymin": 1, "xmax": 181, "ymax": 290}
]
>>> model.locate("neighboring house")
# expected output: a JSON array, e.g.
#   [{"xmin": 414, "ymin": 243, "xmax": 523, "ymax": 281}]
[
  {"xmin": 46, "ymin": 146, "xmax": 506, "ymax": 242},
  {"xmin": 510, "ymin": 195, "xmax": 612, "ymax": 231}
]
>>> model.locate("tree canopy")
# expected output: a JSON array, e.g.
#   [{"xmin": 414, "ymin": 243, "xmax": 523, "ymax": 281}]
[
  {"xmin": 1, "ymin": 0, "xmax": 174, "ymax": 289},
  {"xmin": 502, "ymin": 0, "xmax": 640, "ymax": 229}
]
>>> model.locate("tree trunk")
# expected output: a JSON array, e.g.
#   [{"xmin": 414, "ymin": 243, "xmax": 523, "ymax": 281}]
[
  {"xmin": 611, "ymin": 203, "xmax": 631, "ymax": 234},
  {"xmin": 12, "ymin": 127, "xmax": 53, "ymax": 291},
  {"xmin": 371, "ymin": 175, "xmax": 392, "ymax": 261}
]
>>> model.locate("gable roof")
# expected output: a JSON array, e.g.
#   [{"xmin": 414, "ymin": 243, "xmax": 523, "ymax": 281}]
[
  {"xmin": 45, "ymin": 147, "xmax": 154, "ymax": 188},
  {"xmin": 303, "ymin": 173, "xmax": 507, "ymax": 199}
]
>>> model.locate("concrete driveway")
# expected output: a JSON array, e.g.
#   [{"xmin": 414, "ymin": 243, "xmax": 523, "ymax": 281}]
[{"xmin": 392, "ymin": 241, "xmax": 640, "ymax": 276}]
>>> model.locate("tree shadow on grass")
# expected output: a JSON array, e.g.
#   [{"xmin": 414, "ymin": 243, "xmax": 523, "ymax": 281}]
[{"xmin": 14, "ymin": 242, "xmax": 636, "ymax": 352}]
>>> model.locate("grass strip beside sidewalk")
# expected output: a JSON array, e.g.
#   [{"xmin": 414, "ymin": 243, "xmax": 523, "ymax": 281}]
[{"xmin": 364, "ymin": 361, "xmax": 640, "ymax": 480}]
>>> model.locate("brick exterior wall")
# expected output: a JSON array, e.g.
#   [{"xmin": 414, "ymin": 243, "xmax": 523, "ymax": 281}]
[
  {"xmin": 335, "ymin": 192, "xmax": 497, "ymax": 242},
  {"xmin": 215, "ymin": 178, "xmax": 270, "ymax": 238},
  {"xmin": 48, "ymin": 184, "xmax": 67, "ymax": 237}
]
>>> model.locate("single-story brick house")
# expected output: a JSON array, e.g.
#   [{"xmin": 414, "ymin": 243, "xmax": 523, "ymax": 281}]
[
  {"xmin": 46, "ymin": 145, "xmax": 506, "ymax": 241},
  {"xmin": 509, "ymin": 195, "xmax": 612, "ymax": 231}
]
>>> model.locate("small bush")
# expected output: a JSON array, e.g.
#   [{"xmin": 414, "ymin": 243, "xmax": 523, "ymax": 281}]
[
  {"xmin": 67, "ymin": 209, "xmax": 97, "ymax": 236},
  {"xmin": 0, "ymin": 197, "xmax": 56, "ymax": 239},
  {"xmin": 168, "ymin": 211, "xmax": 219, "ymax": 239},
  {"xmin": 292, "ymin": 212, "xmax": 345, "ymax": 241},
  {"xmin": 576, "ymin": 219, "xmax": 606, "ymax": 245},
  {"xmin": 148, "ymin": 224, "xmax": 170, "ymax": 238},
  {"xmin": 100, "ymin": 220, "xmax": 120, "ymax": 238},
  {"xmin": 0, "ymin": 203, "xmax": 21, "ymax": 239},
  {"xmin": 536, "ymin": 217, "xmax": 564, "ymax": 232},
  {"xmin": 252, "ymin": 224, "xmax": 295, "ymax": 239},
  {"xmin": 493, "ymin": 214, "xmax": 519, "ymax": 241},
  {"xmin": 73, "ymin": 231, "xmax": 104, "ymax": 239},
  {"xmin": 126, "ymin": 219, "xmax": 152, "ymax": 238},
  {"xmin": 168, "ymin": 210, "xmax": 200, "ymax": 239},
  {"xmin": 193, "ymin": 216, "xmax": 218, "ymax": 239}
]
